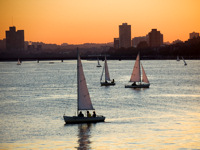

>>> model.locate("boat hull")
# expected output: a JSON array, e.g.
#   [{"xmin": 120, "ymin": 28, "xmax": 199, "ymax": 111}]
[
  {"xmin": 63, "ymin": 116, "xmax": 105, "ymax": 124},
  {"xmin": 101, "ymin": 82, "xmax": 115, "ymax": 86},
  {"xmin": 125, "ymin": 83, "xmax": 150, "ymax": 88}
]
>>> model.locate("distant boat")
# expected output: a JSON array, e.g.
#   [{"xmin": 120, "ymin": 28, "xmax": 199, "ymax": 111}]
[
  {"xmin": 177, "ymin": 56, "xmax": 180, "ymax": 61},
  {"xmin": 17, "ymin": 59, "xmax": 21, "ymax": 65},
  {"xmin": 63, "ymin": 48, "xmax": 105, "ymax": 124},
  {"xmin": 96, "ymin": 58, "xmax": 102, "ymax": 67},
  {"xmin": 100, "ymin": 56, "xmax": 115, "ymax": 86},
  {"xmin": 125, "ymin": 53, "xmax": 150, "ymax": 88},
  {"xmin": 182, "ymin": 56, "xmax": 187, "ymax": 66}
]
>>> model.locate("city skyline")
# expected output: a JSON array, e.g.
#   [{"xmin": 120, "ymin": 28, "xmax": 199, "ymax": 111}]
[{"xmin": 0, "ymin": 0, "xmax": 200, "ymax": 45}]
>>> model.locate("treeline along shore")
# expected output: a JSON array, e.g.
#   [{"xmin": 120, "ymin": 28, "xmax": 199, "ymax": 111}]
[{"xmin": 0, "ymin": 37, "xmax": 200, "ymax": 61}]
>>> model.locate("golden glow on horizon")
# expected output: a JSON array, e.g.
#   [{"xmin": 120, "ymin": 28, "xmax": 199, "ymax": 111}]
[{"xmin": 0, "ymin": 0, "xmax": 200, "ymax": 44}]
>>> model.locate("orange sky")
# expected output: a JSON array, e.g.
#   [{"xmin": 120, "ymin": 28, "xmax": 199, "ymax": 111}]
[{"xmin": 0, "ymin": 0, "xmax": 200, "ymax": 45}]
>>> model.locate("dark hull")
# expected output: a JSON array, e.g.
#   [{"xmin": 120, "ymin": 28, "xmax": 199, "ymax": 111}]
[
  {"xmin": 101, "ymin": 82, "xmax": 115, "ymax": 86},
  {"xmin": 125, "ymin": 83, "xmax": 150, "ymax": 88},
  {"xmin": 63, "ymin": 116, "xmax": 105, "ymax": 124}
]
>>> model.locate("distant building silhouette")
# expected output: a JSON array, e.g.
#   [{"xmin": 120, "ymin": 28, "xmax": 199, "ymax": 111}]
[
  {"xmin": 190, "ymin": 32, "xmax": 199, "ymax": 39},
  {"xmin": 0, "ymin": 39, "xmax": 6, "ymax": 50},
  {"xmin": 6, "ymin": 26, "xmax": 24, "ymax": 51},
  {"xmin": 114, "ymin": 38, "xmax": 119, "ymax": 49},
  {"xmin": 132, "ymin": 36, "xmax": 147, "ymax": 47},
  {"xmin": 119, "ymin": 23, "xmax": 131, "ymax": 48},
  {"xmin": 172, "ymin": 39, "xmax": 183, "ymax": 44},
  {"xmin": 147, "ymin": 29, "xmax": 163, "ymax": 47}
]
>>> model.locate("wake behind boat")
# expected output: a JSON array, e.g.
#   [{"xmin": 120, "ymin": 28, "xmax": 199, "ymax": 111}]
[
  {"xmin": 125, "ymin": 53, "xmax": 150, "ymax": 88},
  {"xmin": 100, "ymin": 56, "xmax": 115, "ymax": 86},
  {"xmin": 63, "ymin": 48, "xmax": 105, "ymax": 124}
]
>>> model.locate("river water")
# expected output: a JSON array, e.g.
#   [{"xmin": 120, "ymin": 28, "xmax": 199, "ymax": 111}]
[{"xmin": 0, "ymin": 59, "xmax": 200, "ymax": 149}]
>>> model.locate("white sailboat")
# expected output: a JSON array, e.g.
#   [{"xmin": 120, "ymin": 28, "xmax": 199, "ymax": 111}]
[
  {"xmin": 125, "ymin": 53, "xmax": 150, "ymax": 88},
  {"xmin": 63, "ymin": 49, "xmax": 105, "ymax": 124},
  {"xmin": 100, "ymin": 56, "xmax": 115, "ymax": 86},
  {"xmin": 17, "ymin": 59, "xmax": 21, "ymax": 65},
  {"xmin": 177, "ymin": 56, "xmax": 180, "ymax": 61},
  {"xmin": 96, "ymin": 58, "xmax": 102, "ymax": 67},
  {"xmin": 182, "ymin": 56, "xmax": 187, "ymax": 66}
]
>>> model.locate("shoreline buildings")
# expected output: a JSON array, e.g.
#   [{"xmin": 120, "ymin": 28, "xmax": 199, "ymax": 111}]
[
  {"xmin": 119, "ymin": 23, "xmax": 131, "ymax": 48},
  {"xmin": 114, "ymin": 23, "xmax": 164, "ymax": 48},
  {"xmin": 190, "ymin": 32, "xmax": 199, "ymax": 39},
  {"xmin": 6, "ymin": 26, "xmax": 24, "ymax": 51},
  {"xmin": 147, "ymin": 29, "xmax": 163, "ymax": 47}
]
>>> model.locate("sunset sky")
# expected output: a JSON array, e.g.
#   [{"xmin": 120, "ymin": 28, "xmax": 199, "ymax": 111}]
[{"xmin": 0, "ymin": 0, "xmax": 200, "ymax": 45}]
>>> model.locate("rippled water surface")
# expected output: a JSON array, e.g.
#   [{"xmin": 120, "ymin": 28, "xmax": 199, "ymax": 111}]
[{"xmin": 0, "ymin": 59, "xmax": 200, "ymax": 149}]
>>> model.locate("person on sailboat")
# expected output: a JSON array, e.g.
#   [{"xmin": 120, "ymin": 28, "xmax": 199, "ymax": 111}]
[
  {"xmin": 132, "ymin": 82, "xmax": 136, "ymax": 86},
  {"xmin": 92, "ymin": 111, "xmax": 96, "ymax": 117},
  {"xmin": 111, "ymin": 79, "xmax": 115, "ymax": 83},
  {"xmin": 78, "ymin": 111, "xmax": 84, "ymax": 117},
  {"xmin": 87, "ymin": 111, "xmax": 91, "ymax": 117}
]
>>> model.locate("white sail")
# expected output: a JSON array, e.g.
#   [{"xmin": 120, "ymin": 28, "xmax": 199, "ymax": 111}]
[
  {"xmin": 130, "ymin": 53, "xmax": 141, "ymax": 82},
  {"xmin": 141, "ymin": 64, "xmax": 149, "ymax": 83},
  {"xmin": 182, "ymin": 56, "xmax": 187, "ymax": 65},
  {"xmin": 97, "ymin": 58, "xmax": 100, "ymax": 65},
  {"xmin": 78, "ymin": 54, "xmax": 94, "ymax": 110},
  {"xmin": 17, "ymin": 59, "xmax": 21, "ymax": 65},
  {"xmin": 104, "ymin": 57, "xmax": 111, "ymax": 81},
  {"xmin": 100, "ymin": 64, "xmax": 104, "ymax": 81},
  {"xmin": 177, "ymin": 56, "xmax": 180, "ymax": 61}
]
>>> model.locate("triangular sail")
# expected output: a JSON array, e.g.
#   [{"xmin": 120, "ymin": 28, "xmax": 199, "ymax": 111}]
[
  {"xmin": 78, "ymin": 53, "xmax": 94, "ymax": 110},
  {"xmin": 141, "ymin": 64, "xmax": 149, "ymax": 83},
  {"xmin": 97, "ymin": 58, "xmax": 100, "ymax": 65},
  {"xmin": 17, "ymin": 59, "xmax": 21, "ymax": 65},
  {"xmin": 130, "ymin": 53, "xmax": 141, "ymax": 82},
  {"xmin": 104, "ymin": 57, "xmax": 111, "ymax": 81},
  {"xmin": 182, "ymin": 56, "xmax": 187, "ymax": 65},
  {"xmin": 100, "ymin": 64, "xmax": 105, "ymax": 81}
]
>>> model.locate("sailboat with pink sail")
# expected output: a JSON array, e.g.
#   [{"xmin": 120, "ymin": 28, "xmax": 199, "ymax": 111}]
[{"xmin": 125, "ymin": 53, "xmax": 150, "ymax": 88}]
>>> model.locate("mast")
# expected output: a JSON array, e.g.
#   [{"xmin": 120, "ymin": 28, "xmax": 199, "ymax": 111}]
[
  {"xmin": 77, "ymin": 48, "xmax": 79, "ymax": 115},
  {"xmin": 138, "ymin": 52, "xmax": 141, "ymax": 84}
]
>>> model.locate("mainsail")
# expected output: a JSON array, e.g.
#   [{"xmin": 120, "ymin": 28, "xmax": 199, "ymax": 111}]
[
  {"xmin": 104, "ymin": 57, "xmax": 111, "ymax": 81},
  {"xmin": 130, "ymin": 53, "xmax": 141, "ymax": 82},
  {"xmin": 182, "ymin": 56, "xmax": 187, "ymax": 65},
  {"xmin": 141, "ymin": 64, "xmax": 149, "ymax": 83},
  {"xmin": 100, "ymin": 57, "xmax": 111, "ymax": 81},
  {"xmin": 77, "ymin": 53, "xmax": 94, "ymax": 110},
  {"xmin": 97, "ymin": 58, "xmax": 100, "ymax": 65}
]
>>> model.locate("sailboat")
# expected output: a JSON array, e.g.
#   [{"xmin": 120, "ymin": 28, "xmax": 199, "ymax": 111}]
[
  {"xmin": 17, "ymin": 59, "xmax": 21, "ymax": 65},
  {"xmin": 96, "ymin": 58, "xmax": 102, "ymax": 67},
  {"xmin": 125, "ymin": 53, "xmax": 150, "ymax": 88},
  {"xmin": 177, "ymin": 56, "xmax": 180, "ymax": 61},
  {"xmin": 63, "ymin": 49, "xmax": 105, "ymax": 124},
  {"xmin": 100, "ymin": 56, "xmax": 115, "ymax": 86},
  {"xmin": 182, "ymin": 56, "xmax": 187, "ymax": 66}
]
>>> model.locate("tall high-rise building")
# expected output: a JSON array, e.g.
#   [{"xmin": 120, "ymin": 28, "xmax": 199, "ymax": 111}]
[
  {"xmin": 147, "ymin": 29, "xmax": 163, "ymax": 47},
  {"xmin": 119, "ymin": 23, "xmax": 131, "ymax": 48},
  {"xmin": 6, "ymin": 26, "xmax": 24, "ymax": 51},
  {"xmin": 190, "ymin": 32, "xmax": 199, "ymax": 39}
]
